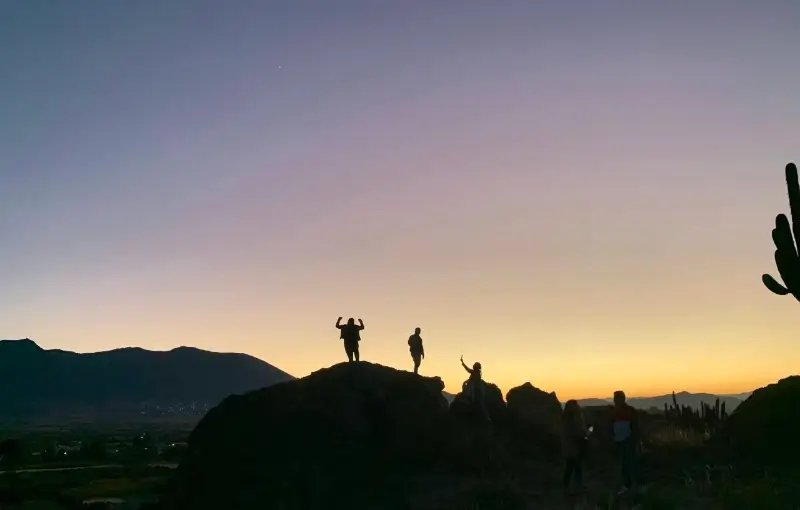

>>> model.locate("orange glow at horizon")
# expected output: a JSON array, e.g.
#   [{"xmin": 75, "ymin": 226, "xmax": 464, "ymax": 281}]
[{"xmin": 2, "ymin": 2, "xmax": 800, "ymax": 402}]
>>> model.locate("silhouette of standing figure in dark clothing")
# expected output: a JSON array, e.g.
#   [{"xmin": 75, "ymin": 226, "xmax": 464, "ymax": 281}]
[
  {"xmin": 408, "ymin": 327, "xmax": 424, "ymax": 374},
  {"xmin": 561, "ymin": 399, "xmax": 589, "ymax": 493},
  {"xmin": 336, "ymin": 317, "xmax": 364, "ymax": 362}
]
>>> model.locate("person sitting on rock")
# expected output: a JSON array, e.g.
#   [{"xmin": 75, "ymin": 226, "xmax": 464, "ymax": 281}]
[
  {"xmin": 460, "ymin": 355, "xmax": 489, "ymax": 420},
  {"xmin": 408, "ymin": 327, "xmax": 425, "ymax": 374},
  {"xmin": 561, "ymin": 399, "xmax": 589, "ymax": 493},
  {"xmin": 336, "ymin": 317, "xmax": 364, "ymax": 362}
]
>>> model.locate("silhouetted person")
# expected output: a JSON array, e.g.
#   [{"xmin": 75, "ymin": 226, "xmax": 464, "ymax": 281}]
[
  {"xmin": 408, "ymin": 327, "xmax": 424, "ymax": 374},
  {"xmin": 611, "ymin": 390, "xmax": 639, "ymax": 494},
  {"xmin": 336, "ymin": 317, "xmax": 364, "ymax": 362},
  {"xmin": 460, "ymin": 355, "xmax": 489, "ymax": 420},
  {"xmin": 561, "ymin": 399, "xmax": 589, "ymax": 493}
]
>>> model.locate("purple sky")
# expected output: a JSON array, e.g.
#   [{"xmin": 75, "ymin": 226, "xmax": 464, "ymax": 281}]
[{"xmin": 1, "ymin": 1, "xmax": 799, "ymax": 398}]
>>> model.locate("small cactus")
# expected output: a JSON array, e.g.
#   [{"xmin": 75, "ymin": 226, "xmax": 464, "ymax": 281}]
[{"xmin": 762, "ymin": 162, "xmax": 800, "ymax": 302}]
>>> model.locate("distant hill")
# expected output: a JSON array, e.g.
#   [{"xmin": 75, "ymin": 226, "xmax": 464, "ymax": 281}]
[
  {"xmin": 577, "ymin": 391, "xmax": 745, "ymax": 412},
  {"xmin": 0, "ymin": 338, "xmax": 294, "ymax": 423},
  {"xmin": 446, "ymin": 389, "xmax": 747, "ymax": 411},
  {"xmin": 573, "ymin": 398, "xmax": 611, "ymax": 407},
  {"xmin": 720, "ymin": 391, "xmax": 753, "ymax": 401}
]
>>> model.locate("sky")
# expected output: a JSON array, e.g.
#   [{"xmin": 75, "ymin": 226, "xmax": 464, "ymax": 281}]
[{"xmin": 1, "ymin": 1, "xmax": 799, "ymax": 400}]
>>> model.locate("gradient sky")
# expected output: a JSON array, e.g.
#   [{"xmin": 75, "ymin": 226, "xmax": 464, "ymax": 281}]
[{"xmin": 2, "ymin": 1, "xmax": 799, "ymax": 400}]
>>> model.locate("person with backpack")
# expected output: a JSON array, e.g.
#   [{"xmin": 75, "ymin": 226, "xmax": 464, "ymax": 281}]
[
  {"xmin": 408, "ymin": 327, "xmax": 425, "ymax": 374},
  {"xmin": 335, "ymin": 317, "xmax": 364, "ymax": 362}
]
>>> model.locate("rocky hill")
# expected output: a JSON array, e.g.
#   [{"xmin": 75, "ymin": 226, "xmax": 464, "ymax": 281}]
[
  {"xmin": 158, "ymin": 361, "xmax": 799, "ymax": 509},
  {"xmin": 718, "ymin": 375, "xmax": 800, "ymax": 466},
  {"xmin": 0, "ymin": 338, "xmax": 293, "ymax": 423},
  {"xmin": 160, "ymin": 362, "xmax": 567, "ymax": 510}
]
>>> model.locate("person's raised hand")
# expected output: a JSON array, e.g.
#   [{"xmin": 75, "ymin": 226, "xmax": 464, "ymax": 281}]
[{"xmin": 338, "ymin": 316, "xmax": 343, "ymax": 321}]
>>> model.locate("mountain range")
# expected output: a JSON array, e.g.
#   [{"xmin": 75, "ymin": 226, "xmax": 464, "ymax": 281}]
[
  {"xmin": 576, "ymin": 391, "xmax": 748, "ymax": 412},
  {"xmin": 0, "ymin": 338, "xmax": 754, "ymax": 424},
  {"xmin": 0, "ymin": 338, "xmax": 293, "ymax": 423},
  {"xmin": 443, "ymin": 391, "xmax": 748, "ymax": 412}
]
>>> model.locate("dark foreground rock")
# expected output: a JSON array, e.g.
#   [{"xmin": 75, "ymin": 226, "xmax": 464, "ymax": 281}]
[
  {"xmin": 159, "ymin": 363, "xmax": 568, "ymax": 510},
  {"xmin": 720, "ymin": 375, "xmax": 800, "ymax": 466},
  {"xmin": 505, "ymin": 383, "xmax": 562, "ymax": 460},
  {"xmin": 160, "ymin": 362, "xmax": 456, "ymax": 509},
  {"xmin": 157, "ymin": 362, "xmax": 800, "ymax": 509}
]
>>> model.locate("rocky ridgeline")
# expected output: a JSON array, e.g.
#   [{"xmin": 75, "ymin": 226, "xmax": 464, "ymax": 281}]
[
  {"xmin": 158, "ymin": 362, "xmax": 800, "ymax": 510},
  {"xmin": 159, "ymin": 362, "xmax": 564, "ymax": 509}
]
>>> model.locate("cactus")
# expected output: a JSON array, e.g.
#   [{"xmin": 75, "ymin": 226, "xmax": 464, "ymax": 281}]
[
  {"xmin": 762, "ymin": 162, "xmax": 800, "ymax": 301},
  {"xmin": 666, "ymin": 393, "xmax": 729, "ymax": 432}
]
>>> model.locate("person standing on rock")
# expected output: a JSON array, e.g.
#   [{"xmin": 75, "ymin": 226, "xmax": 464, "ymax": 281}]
[
  {"xmin": 336, "ymin": 317, "xmax": 364, "ymax": 362},
  {"xmin": 561, "ymin": 399, "xmax": 589, "ymax": 494},
  {"xmin": 408, "ymin": 327, "xmax": 425, "ymax": 374}
]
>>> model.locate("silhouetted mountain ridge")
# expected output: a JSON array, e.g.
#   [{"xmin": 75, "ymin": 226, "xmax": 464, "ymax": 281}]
[
  {"xmin": 577, "ymin": 391, "xmax": 746, "ymax": 411},
  {"xmin": 0, "ymin": 338, "xmax": 294, "ymax": 420}
]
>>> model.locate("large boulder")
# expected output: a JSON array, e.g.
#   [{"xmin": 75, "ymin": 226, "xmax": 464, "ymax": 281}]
[
  {"xmin": 505, "ymin": 383, "xmax": 562, "ymax": 460},
  {"xmin": 443, "ymin": 380, "xmax": 514, "ymax": 477},
  {"xmin": 160, "ymin": 362, "xmax": 450, "ymax": 510},
  {"xmin": 719, "ymin": 375, "xmax": 800, "ymax": 466},
  {"xmin": 505, "ymin": 383, "xmax": 561, "ymax": 430}
]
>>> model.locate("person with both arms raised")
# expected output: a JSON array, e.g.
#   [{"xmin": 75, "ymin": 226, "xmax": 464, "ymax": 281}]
[{"xmin": 335, "ymin": 317, "xmax": 364, "ymax": 362}]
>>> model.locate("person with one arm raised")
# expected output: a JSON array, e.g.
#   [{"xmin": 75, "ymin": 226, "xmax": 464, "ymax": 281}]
[
  {"xmin": 336, "ymin": 317, "xmax": 365, "ymax": 362},
  {"xmin": 460, "ymin": 355, "xmax": 489, "ymax": 421}
]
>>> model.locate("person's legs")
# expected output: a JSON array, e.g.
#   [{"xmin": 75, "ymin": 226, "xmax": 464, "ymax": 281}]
[
  {"xmin": 412, "ymin": 353, "xmax": 421, "ymax": 374},
  {"xmin": 626, "ymin": 440, "xmax": 639, "ymax": 487},
  {"xmin": 616, "ymin": 439, "xmax": 633, "ymax": 489},
  {"xmin": 562, "ymin": 456, "xmax": 576, "ymax": 488},
  {"xmin": 575, "ymin": 437, "xmax": 588, "ymax": 487},
  {"xmin": 345, "ymin": 343, "xmax": 354, "ymax": 362},
  {"xmin": 352, "ymin": 342, "xmax": 360, "ymax": 362},
  {"xmin": 573, "ymin": 452, "xmax": 584, "ymax": 488}
]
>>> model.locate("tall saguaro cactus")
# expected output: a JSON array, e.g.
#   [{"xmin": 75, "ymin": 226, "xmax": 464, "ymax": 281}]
[{"xmin": 762, "ymin": 162, "xmax": 800, "ymax": 302}]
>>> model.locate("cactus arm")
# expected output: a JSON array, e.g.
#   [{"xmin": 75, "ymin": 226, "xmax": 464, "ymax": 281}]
[
  {"xmin": 763, "ymin": 274, "xmax": 790, "ymax": 295},
  {"xmin": 773, "ymin": 215, "xmax": 796, "ymax": 255},
  {"xmin": 785, "ymin": 163, "xmax": 800, "ymax": 249},
  {"xmin": 773, "ymin": 213, "xmax": 800, "ymax": 301}
]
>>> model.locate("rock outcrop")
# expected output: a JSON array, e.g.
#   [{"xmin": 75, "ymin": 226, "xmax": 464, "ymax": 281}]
[
  {"xmin": 505, "ymin": 383, "xmax": 562, "ymax": 460},
  {"xmin": 720, "ymin": 375, "xmax": 800, "ymax": 465},
  {"xmin": 160, "ymin": 362, "xmax": 452, "ymax": 510},
  {"xmin": 158, "ymin": 359, "xmax": 800, "ymax": 509},
  {"xmin": 506, "ymin": 383, "xmax": 561, "ymax": 431}
]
